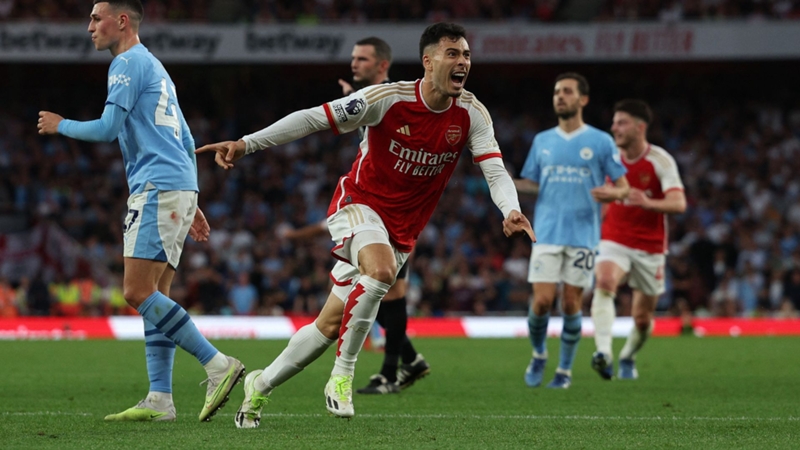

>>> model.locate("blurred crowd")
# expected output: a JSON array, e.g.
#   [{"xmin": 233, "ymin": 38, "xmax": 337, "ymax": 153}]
[
  {"xmin": 1, "ymin": 61, "xmax": 800, "ymax": 321},
  {"xmin": 2, "ymin": 0, "xmax": 800, "ymax": 23},
  {"xmin": 597, "ymin": 0, "xmax": 800, "ymax": 21}
]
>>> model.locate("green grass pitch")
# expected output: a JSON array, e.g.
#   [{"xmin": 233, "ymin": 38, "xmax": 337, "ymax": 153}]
[{"xmin": 2, "ymin": 336, "xmax": 798, "ymax": 449}]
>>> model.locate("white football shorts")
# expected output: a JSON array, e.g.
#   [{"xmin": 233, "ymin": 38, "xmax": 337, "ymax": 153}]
[
  {"xmin": 123, "ymin": 190, "xmax": 197, "ymax": 269},
  {"xmin": 327, "ymin": 203, "xmax": 409, "ymax": 302},
  {"xmin": 527, "ymin": 244, "xmax": 596, "ymax": 289},
  {"xmin": 596, "ymin": 239, "xmax": 666, "ymax": 296}
]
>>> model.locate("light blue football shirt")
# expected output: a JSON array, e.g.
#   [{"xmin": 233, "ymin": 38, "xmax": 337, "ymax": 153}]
[
  {"xmin": 520, "ymin": 124, "xmax": 626, "ymax": 249},
  {"xmin": 105, "ymin": 44, "xmax": 197, "ymax": 194}
]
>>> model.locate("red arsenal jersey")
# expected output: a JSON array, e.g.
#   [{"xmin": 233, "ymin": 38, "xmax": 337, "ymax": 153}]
[
  {"xmin": 322, "ymin": 79, "xmax": 502, "ymax": 252},
  {"xmin": 601, "ymin": 144, "xmax": 684, "ymax": 254}
]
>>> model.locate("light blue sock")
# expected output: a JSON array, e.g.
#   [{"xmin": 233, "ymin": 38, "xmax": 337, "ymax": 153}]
[
  {"xmin": 144, "ymin": 318, "xmax": 175, "ymax": 394},
  {"xmin": 137, "ymin": 291, "xmax": 218, "ymax": 365},
  {"xmin": 528, "ymin": 309, "xmax": 549, "ymax": 355},
  {"xmin": 558, "ymin": 312, "xmax": 583, "ymax": 371}
]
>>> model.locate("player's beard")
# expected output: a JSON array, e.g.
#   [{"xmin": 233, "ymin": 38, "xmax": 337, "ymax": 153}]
[
  {"xmin": 351, "ymin": 79, "xmax": 367, "ymax": 91},
  {"xmin": 556, "ymin": 105, "xmax": 579, "ymax": 120},
  {"xmin": 556, "ymin": 109, "xmax": 578, "ymax": 120}
]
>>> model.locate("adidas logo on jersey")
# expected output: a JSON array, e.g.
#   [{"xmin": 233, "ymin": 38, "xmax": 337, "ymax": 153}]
[{"xmin": 396, "ymin": 125, "xmax": 410, "ymax": 136}]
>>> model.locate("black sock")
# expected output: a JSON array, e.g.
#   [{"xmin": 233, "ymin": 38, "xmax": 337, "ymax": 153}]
[
  {"xmin": 378, "ymin": 297, "xmax": 409, "ymax": 382},
  {"xmin": 400, "ymin": 335, "xmax": 418, "ymax": 365}
]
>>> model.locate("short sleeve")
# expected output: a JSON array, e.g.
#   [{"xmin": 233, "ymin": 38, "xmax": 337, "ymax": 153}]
[
  {"xmin": 520, "ymin": 135, "xmax": 540, "ymax": 182},
  {"xmin": 656, "ymin": 150, "xmax": 684, "ymax": 192},
  {"xmin": 602, "ymin": 134, "xmax": 627, "ymax": 181}
]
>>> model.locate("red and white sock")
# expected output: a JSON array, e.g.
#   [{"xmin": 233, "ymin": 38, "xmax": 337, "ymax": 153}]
[{"xmin": 331, "ymin": 276, "xmax": 390, "ymax": 376}]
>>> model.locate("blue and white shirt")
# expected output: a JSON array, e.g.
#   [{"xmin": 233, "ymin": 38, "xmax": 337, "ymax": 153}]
[
  {"xmin": 105, "ymin": 44, "xmax": 197, "ymax": 194},
  {"xmin": 521, "ymin": 124, "xmax": 626, "ymax": 249}
]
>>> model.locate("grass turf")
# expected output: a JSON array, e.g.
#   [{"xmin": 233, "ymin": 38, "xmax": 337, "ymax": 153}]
[{"xmin": 2, "ymin": 336, "xmax": 798, "ymax": 449}]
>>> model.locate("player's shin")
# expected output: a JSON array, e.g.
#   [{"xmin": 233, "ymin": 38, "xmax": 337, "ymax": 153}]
[
  {"xmin": 558, "ymin": 312, "xmax": 582, "ymax": 374},
  {"xmin": 378, "ymin": 298, "xmax": 408, "ymax": 382},
  {"xmin": 144, "ymin": 319, "xmax": 176, "ymax": 400},
  {"xmin": 137, "ymin": 291, "xmax": 220, "ymax": 368},
  {"xmin": 256, "ymin": 323, "xmax": 335, "ymax": 394},
  {"xmin": 619, "ymin": 319, "xmax": 654, "ymax": 360},
  {"xmin": 332, "ymin": 276, "xmax": 390, "ymax": 376},
  {"xmin": 591, "ymin": 289, "xmax": 616, "ymax": 357},
  {"xmin": 528, "ymin": 308, "xmax": 550, "ymax": 357}
]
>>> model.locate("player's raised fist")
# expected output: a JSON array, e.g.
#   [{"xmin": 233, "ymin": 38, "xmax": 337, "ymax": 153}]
[
  {"xmin": 195, "ymin": 139, "xmax": 246, "ymax": 170},
  {"xmin": 37, "ymin": 111, "xmax": 64, "ymax": 135}
]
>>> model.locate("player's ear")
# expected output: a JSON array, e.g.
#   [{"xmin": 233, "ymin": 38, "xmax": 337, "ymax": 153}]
[
  {"xmin": 118, "ymin": 12, "xmax": 129, "ymax": 30},
  {"xmin": 580, "ymin": 95, "xmax": 589, "ymax": 107},
  {"xmin": 422, "ymin": 52, "xmax": 433, "ymax": 72}
]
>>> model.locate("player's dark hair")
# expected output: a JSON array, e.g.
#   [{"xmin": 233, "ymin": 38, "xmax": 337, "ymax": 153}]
[
  {"xmin": 94, "ymin": 0, "xmax": 144, "ymax": 23},
  {"xmin": 356, "ymin": 37, "xmax": 393, "ymax": 65},
  {"xmin": 419, "ymin": 22, "xmax": 467, "ymax": 61},
  {"xmin": 555, "ymin": 72, "xmax": 590, "ymax": 96},
  {"xmin": 614, "ymin": 99, "xmax": 653, "ymax": 125}
]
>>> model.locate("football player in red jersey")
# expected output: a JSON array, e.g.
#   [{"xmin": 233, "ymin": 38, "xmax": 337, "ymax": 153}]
[
  {"xmin": 282, "ymin": 36, "xmax": 432, "ymax": 395},
  {"xmin": 198, "ymin": 22, "xmax": 534, "ymax": 426},
  {"xmin": 590, "ymin": 99, "xmax": 686, "ymax": 380}
]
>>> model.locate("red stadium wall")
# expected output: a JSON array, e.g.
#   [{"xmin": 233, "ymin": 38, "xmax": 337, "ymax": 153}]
[{"xmin": 1, "ymin": 317, "xmax": 798, "ymax": 340}]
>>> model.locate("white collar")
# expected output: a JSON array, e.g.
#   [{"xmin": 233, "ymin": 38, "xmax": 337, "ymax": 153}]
[{"xmin": 555, "ymin": 124, "xmax": 588, "ymax": 141}]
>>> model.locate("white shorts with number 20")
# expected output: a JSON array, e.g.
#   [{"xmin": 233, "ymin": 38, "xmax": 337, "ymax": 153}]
[
  {"xmin": 123, "ymin": 190, "xmax": 197, "ymax": 269},
  {"xmin": 527, "ymin": 244, "xmax": 596, "ymax": 288}
]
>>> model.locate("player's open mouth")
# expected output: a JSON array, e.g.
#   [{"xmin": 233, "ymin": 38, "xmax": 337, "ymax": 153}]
[{"xmin": 450, "ymin": 72, "xmax": 466, "ymax": 88}]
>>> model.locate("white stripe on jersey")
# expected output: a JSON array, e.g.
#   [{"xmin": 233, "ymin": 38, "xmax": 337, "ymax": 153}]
[
  {"xmin": 646, "ymin": 145, "xmax": 684, "ymax": 192},
  {"xmin": 335, "ymin": 176, "xmax": 349, "ymax": 213}
]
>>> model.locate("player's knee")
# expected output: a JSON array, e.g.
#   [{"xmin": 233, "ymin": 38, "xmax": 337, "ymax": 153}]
[
  {"xmin": 122, "ymin": 285, "xmax": 151, "ymax": 309},
  {"xmin": 363, "ymin": 265, "xmax": 396, "ymax": 286},
  {"xmin": 595, "ymin": 274, "xmax": 617, "ymax": 293},
  {"xmin": 532, "ymin": 297, "xmax": 553, "ymax": 315}
]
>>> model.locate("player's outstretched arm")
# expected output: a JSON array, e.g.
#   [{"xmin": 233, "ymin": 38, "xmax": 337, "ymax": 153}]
[
  {"xmin": 196, "ymin": 106, "xmax": 332, "ymax": 170},
  {"xmin": 195, "ymin": 139, "xmax": 246, "ymax": 170},
  {"xmin": 38, "ymin": 104, "xmax": 127, "ymax": 143}
]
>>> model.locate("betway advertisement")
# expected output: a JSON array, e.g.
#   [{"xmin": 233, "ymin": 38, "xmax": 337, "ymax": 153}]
[{"xmin": 0, "ymin": 22, "xmax": 797, "ymax": 63}]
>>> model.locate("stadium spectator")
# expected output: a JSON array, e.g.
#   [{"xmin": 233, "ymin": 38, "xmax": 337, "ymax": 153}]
[{"xmin": 227, "ymin": 271, "xmax": 259, "ymax": 315}]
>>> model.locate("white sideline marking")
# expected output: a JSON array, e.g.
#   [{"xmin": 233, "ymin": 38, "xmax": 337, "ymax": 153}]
[
  {"xmin": 2, "ymin": 412, "xmax": 93, "ymax": 416},
  {"xmin": 3, "ymin": 411, "xmax": 798, "ymax": 422}
]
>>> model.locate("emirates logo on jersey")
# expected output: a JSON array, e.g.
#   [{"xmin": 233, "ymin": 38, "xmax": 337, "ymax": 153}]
[{"xmin": 445, "ymin": 125, "xmax": 462, "ymax": 146}]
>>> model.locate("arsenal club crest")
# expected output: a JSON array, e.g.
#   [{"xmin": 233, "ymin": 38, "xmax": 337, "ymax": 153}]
[
  {"xmin": 445, "ymin": 125, "xmax": 462, "ymax": 146},
  {"xmin": 639, "ymin": 173, "xmax": 651, "ymax": 186}
]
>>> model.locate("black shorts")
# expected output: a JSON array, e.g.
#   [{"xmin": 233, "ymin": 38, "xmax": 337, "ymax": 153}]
[{"xmin": 396, "ymin": 260, "xmax": 409, "ymax": 280}]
